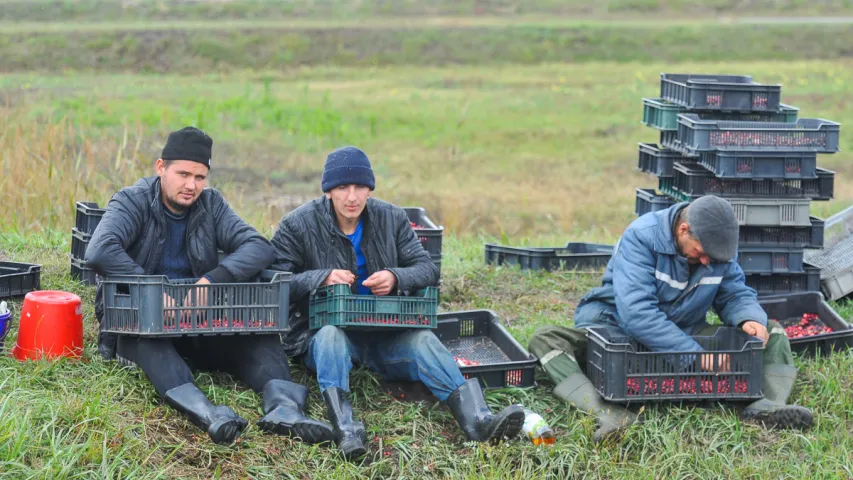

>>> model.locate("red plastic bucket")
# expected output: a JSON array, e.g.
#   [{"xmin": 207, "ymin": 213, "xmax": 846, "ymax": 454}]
[{"xmin": 11, "ymin": 291, "xmax": 83, "ymax": 360}]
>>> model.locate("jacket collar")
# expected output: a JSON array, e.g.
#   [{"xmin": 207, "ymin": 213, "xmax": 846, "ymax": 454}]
[{"xmin": 654, "ymin": 202, "xmax": 689, "ymax": 256}]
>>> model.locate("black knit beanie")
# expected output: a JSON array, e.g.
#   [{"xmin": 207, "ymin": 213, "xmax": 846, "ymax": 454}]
[
  {"xmin": 321, "ymin": 146, "xmax": 376, "ymax": 192},
  {"xmin": 160, "ymin": 126, "xmax": 213, "ymax": 169}
]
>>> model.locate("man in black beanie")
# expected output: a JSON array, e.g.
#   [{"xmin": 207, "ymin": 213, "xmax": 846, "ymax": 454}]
[
  {"xmin": 271, "ymin": 146, "xmax": 524, "ymax": 460},
  {"xmin": 86, "ymin": 126, "xmax": 333, "ymax": 446}
]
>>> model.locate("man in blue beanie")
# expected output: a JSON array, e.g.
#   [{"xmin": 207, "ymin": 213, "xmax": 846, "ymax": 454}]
[
  {"xmin": 528, "ymin": 196, "xmax": 813, "ymax": 443},
  {"xmin": 271, "ymin": 146, "xmax": 524, "ymax": 460}
]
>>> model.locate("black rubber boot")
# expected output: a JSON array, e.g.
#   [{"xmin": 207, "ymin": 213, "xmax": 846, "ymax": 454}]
[
  {"xmin": 742, "ymin": 364, "xmax": 813, "ymax": 430},
  {"xmin": 164, "ymin": 383, "xmax": 248, "ymax": 445},
  {"xmin": 446, "ymin": 379, "xmax": 525, "ymax": 443},
  {"xmin": 554, "ymin": 373, "xmax": 639, "ymax": 444},
  {"xmin": 323, "ymin": 387, "xmax": 367, "ymax": 460},
  {"xmin": 256, "ymin": 380, "xmax": 335, "ymax": 444}
]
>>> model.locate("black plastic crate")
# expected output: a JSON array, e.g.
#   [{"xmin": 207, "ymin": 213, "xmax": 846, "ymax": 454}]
[
  {"xmin": 739, "ymin": 218, "xmax": 824, "ymax": 248},
  {"xmin": 75, "ymin": 201, "xmax": 106, "ymax": 235},
  {"xmin": 758, "ymin": 292, "xmax": 853, "ymax": 357},
  {"xmin": 660, "ymin": 74, "xmax": 781, "ymax": 112},
  {"xmin": 672, "ymin": 162, "xmax": 834, "ymax": 200},
  {"xmin": 699, "ymin": 151, "xmax": 819, "ymax": 180},
  {"xmin": 404, "ymin": 207, "xmax": 443, "ymax": 257},
  {"xmin": 586, "ymin": 326, "xmax": 764, "ymax": 403},
  {"xmin": 637, "ymin": 143, "xmax": 696, "ymax": 177},
  {"xmin": 71, "ymin": 228, "xmax": 91, "ymax": 260},
  {"xmin": 70, "ymin": 256, "xmax": 97, "ymax": 286},
  {"xmin": 436, "ymin": 309, "xmax": 537, "ymax": 389},
  {"xmin": 643, "ymin": 97, "xmax": 798, "ymax": 131},
  {"xmin": 483, "ymin": 242, "xmax": 613, "ymax": 272},
  {"xmin": 660, "ymin": 130, "xmax": 680, "ymax": 152},
  {"xmin": 103, "ymin": 271, "xmax": 291, "ymax": 336},
  {"xmin": 0, "ymin": 262, "xmax": 41, "ymax": 299},
  {"xmin": 746, "ymin": 263, "xmax": 821, "ymax": 296},
  {"xmin": 676, "ymin": 115, "xmax": 841, "ymax": 156},
  {"xmin": 635, "ymin": 188, "xmax": 675, "ymax": 217},
  {"xmin": 738, "ymin": 246, "xmax": 805, "ymax": 274}
]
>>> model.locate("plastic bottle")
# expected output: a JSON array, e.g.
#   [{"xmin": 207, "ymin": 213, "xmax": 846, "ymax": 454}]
[{"xmin": 522, "ymin": 408, "xmax": 555, "ymax": 446}]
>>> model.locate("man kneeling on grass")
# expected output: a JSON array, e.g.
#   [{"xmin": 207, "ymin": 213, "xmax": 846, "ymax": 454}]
[
  {"xmin": 529, "ymin": 195, "xmax": 813, "ymax": 443},
  {"xmin": 271, "ymin": 146, "xmax": 525, "ymax": 459},
  {"xmin": 86, "ymin": 127, "xmax": 333, "ymax": 446}
]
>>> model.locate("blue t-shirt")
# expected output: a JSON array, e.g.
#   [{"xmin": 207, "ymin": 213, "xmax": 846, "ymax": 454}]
[{"xmin": 345, "ymin": 220, "xmax": 371, "ymax": 295}]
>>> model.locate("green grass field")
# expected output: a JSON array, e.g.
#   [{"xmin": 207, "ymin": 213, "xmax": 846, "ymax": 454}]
[{"xmin": 2, "ymin": 1, "xmax": 853, "ymax": 478}]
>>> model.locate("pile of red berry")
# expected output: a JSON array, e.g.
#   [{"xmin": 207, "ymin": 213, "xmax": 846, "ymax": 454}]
[
  {"xmin": 454, "ymin": 356, "xmax": 482, "ymax": 367},
  {"xmin": 626, "ymin": 377, "xmax": 749, "ymax": 396},
  {"xmin": 710, "ymin": 131, "xmax": 826, "ymax": 149},
  {"xmin": 410, "ymin": 221, "xmax": 426, "ymax": 230},
  {"xmin": 163, "ymin": 318, "xmax": 271, "ymax": 331},
  {"xmin": 705, "ymin": 93, "xmax": 722, "ymax": 106},
  {"xmin": 347, "ymin": 315, "xmax": 432, "ymax": 326},
  {"xmin": 781, "ymin": 313, "xmax": 832, "ymax": 339}
]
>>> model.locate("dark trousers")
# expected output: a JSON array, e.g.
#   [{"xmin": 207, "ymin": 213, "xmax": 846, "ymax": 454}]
[{"xmin": 117, "ymin": 334, "xmax": 292, "ymax": 397}]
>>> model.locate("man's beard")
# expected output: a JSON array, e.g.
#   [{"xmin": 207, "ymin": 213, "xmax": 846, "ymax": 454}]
[{"xmin": 164, "ymin": 194, "xmax": 191, "ymax": 213}]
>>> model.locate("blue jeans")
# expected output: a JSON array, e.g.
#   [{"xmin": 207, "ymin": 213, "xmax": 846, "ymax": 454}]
[{"xmin": 304, "ymin": 326, "xmax": 467, "ymax": 402}]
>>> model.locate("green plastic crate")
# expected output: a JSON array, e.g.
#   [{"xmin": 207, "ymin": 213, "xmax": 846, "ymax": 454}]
[
  {"xmin": 309, "ymin": 284, "xmax": 438, "ymax": 330},
  {"xmin": 642, "ymin": 98, "xmax": 799, "ymax": 131}
]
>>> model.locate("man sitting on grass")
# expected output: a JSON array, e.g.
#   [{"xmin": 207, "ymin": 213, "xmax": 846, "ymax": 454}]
[
  {"xmin": 529, "ymin": 195, "xmax": 813, "ymax": 443},
  {"xmin": 271, "ymin": 146, "xmax": 525, "ymax": 460},
  {"xmin": 86, "ymin": 127, "xmax": 333, "ymax": 446}
]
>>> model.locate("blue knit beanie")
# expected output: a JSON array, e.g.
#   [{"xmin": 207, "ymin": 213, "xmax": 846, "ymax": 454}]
[{"xmin": 321, "ymin": 146, "xmax": 376, "ymax": 192}]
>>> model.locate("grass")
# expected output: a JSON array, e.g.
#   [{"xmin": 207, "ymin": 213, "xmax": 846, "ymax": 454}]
[
  {"xmin": 2, "ymin": 23, "xmax": 853, "ymax": 72},
  {"xmin": 0, "ymin": 235, "xmax": 851, "ymax": 479},
  {"xmin": 2, "ymin": 0, "xmax": 853, "ymax": 22},
  {"xmin": 2, "ymin": 60, "xmax": 852, "ymax": 239}
]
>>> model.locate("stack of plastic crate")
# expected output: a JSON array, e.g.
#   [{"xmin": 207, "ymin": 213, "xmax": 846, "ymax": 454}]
[
  {"xmin": 637, "ymin": 74, "xmax": 841, "ymax": 296},
  {"xmin": 71, "ymin": 201, "xmax": 105, "ymax": 286}
]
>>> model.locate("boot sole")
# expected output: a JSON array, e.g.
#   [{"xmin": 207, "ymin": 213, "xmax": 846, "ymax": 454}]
[
  {"xmin": 209, "ymin": 417, "xmax": 248, "ymax": 445},
  {"xmin": 257, "ymin": 419, "xmax": 336, "ymax": 444},
  {"xmin": 486, "ymin": 411, "xmax": 525, "ymax": 444},
  {"xmin": 744, "ymin": 407, "xmax": 813, "ymax": 430}
]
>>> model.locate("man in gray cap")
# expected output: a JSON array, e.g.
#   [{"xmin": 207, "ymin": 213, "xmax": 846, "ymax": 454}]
[{"xmin": 528, "ymin": 196, "xmax": 813, "ymax": 443}]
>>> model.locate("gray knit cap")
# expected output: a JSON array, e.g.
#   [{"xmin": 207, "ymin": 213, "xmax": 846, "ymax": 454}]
[{"xmin": 687, "ymin": 196, "xmax": 740, "ymax": 262}]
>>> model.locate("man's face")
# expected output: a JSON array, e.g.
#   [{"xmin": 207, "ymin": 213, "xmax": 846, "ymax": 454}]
[
  {"xmin": 156, "ymin": 159, "xmax": 208, "ymax": 214},
  {"xmin": 675, "ymin": 223, "xmax": 711, "ymax": 266},
  {"xmin": 325, "ymin": 184, "xmax": 371, "ymax": 221}
]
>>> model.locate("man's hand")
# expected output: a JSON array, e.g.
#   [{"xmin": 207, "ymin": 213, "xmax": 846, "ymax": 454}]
[
  {"xmin": 741, "ymin": 320, "xmax": 769, "ymax": 345},
  {"xmin": 323, "ymin": 269, "xmax": 355, "ymax": 286},
  {"xmin": 182, "ymin": 277, "xmax": 211, "ymax": 324},
  {"xmin": 701, "ymin": 353, "xmax": 731, "ymax": 373},
  {"xmin": 362, "ymin": 270, "xmax": 397, "ymax": 296}
]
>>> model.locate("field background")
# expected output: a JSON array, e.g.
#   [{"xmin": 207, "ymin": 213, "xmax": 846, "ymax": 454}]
[{"xmin": 0, "ymin": 1, "xmax": 852, "ymax": 479}]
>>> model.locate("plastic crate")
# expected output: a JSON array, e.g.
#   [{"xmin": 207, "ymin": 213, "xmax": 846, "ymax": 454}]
[
  {"xmin": 102, "ymin": 271, "xmax": 292, "ymax": 336},
  {"xmin": 739, "ymin": 217, "xmax": 824, "ymax": 248},
  {"xmin": 0, "ymin": 262, "xmax": 41, "ymax": 299},
  {"xmin": 635, "ymin": 188, "xmax": 675, "ymax": 217},
  {"xmin": 637, "ymin": 143, "xmax": 696, "ymax": 177},
  {"xmin": 660, "ymin": 73, "xmax": 781, "ymax": 112},
  {"xmin": 71, "ymin": 228, "xmax": 91, "ymax": 260},
  {"xmin": 436, "ymin": 309, "xmax": 537, "ymax": 389},
  {"xmin": 699, "ymin": 151, "xmax": 819, "ymax": 180},
  {"xmin": 660, "ymin": 130, "xmax": 680, "ymax": 152},
  {"xmin": 759, "ymin": 292, "xmax": 853, "ymax": 357},
  {"xmin": 643, "ymin": 98, "xmax": 798, "ymax": 131},
  {"xmin": 738, "ymin": 246, "xmax": 805, "ymax": 274},
  {"xmin": 586, "ymin": 326, "xmax": 764, "ymax": 403},
  {"xmin": 404, "ymin": 207, "xmax": 443, "ymax": 257},
  {"xmin": 676, "ymin": 115, "xmax": 841, "ymax": 156},
  {"xmin": 745, "ymin": 264, "xmax": 821, "ymax": 297},
  {"xmin": 672, "ymin": 162, "xmax": 834, "ymax": 200},
  {"xmin": 70, "ymin": 257, "xmax": 98, "ymax": 286},
  {"xmin": 729, "ymin": 198, "xmax": 812, "ymax": 227},
  {"xmin": 804, "ymin": 235, "xmax": 853, "ymax": 301},
  {"xmin": 75, "ymin": 201, "xmax": 106, "ymax": 235},
  {"xmin": 483, "ymin": 242, "xmax": 613, "ymax": 272},
  {"xmin": 309, "ymin": 283, "xmax": 437, "ymax": 330}
]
